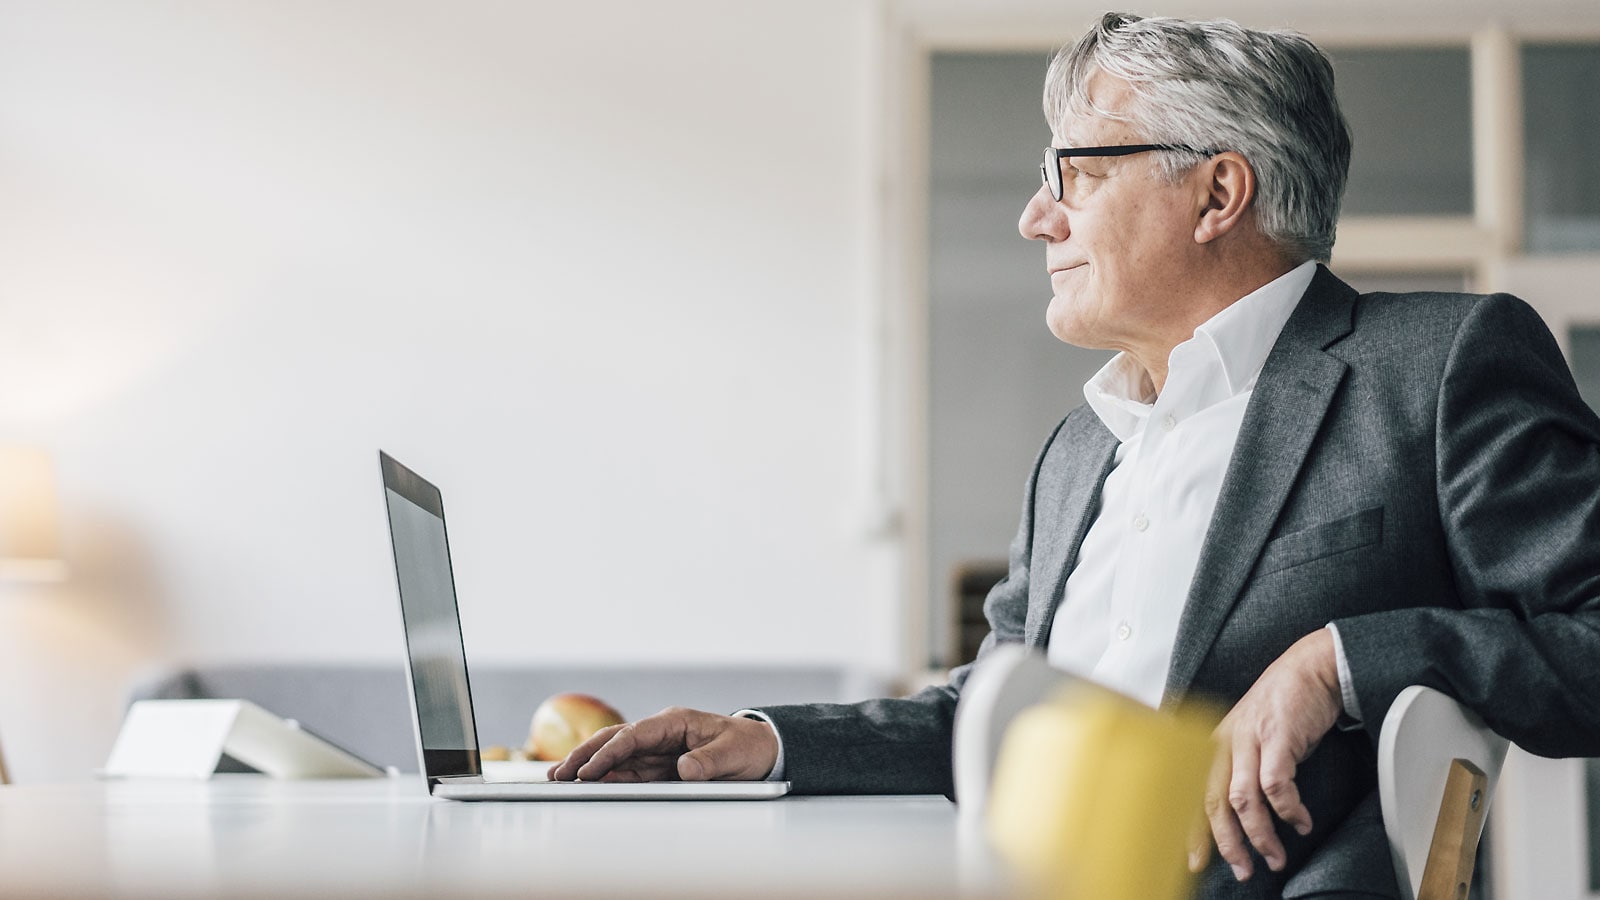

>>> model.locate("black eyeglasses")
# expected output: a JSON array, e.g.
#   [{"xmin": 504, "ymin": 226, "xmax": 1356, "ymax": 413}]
[{"xmin": 1040, "ymin": 144, "xmax": 1219, "ymax": 201}]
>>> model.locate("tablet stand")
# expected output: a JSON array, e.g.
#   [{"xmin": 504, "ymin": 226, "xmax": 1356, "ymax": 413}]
[{"xmin": 103, "ymin": 699, "xmax": 387, "ymax": 779}]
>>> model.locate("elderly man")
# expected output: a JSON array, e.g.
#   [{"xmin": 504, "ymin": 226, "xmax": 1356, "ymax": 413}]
[{"xmin": 553, "ymin": 13, "xmax": 1600, "ymax": 898}]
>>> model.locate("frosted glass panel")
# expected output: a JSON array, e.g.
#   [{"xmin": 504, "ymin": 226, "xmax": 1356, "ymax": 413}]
[
  {"xmin": 1524, "ymin": 44, "xmax": 1600, "ymax": 253},
  {"xmin": 1328, "ymin": 47, "xmax": 1473, "ymax": 216},
  {"xmin": 1571, "ymin": 325, "xmax": 1600, "ymax": 414}
]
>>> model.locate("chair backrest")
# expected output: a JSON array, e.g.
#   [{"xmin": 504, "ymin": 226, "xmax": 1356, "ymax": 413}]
[
  {"xmin": 1378, "ymin": 684, "xmax": 1511, "ymax": 900},
  {"xmin": 951, "ymin": 644, "xmax": 1077, "ymax": 817}
]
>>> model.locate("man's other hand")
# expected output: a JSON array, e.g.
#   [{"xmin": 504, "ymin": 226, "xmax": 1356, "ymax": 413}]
[
  {"xmin": 545, "ymin": 707, "xmax": 779, "ymax": 783},
  {"xmin": 1189, "ymin": 628, "xmax": 1343, "ymax": 882}
]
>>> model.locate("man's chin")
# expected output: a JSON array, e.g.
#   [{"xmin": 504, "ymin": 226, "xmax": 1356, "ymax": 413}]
[{"xmin": 1045, "ymin": 298, "xmax": 1098, "ymax": 348}]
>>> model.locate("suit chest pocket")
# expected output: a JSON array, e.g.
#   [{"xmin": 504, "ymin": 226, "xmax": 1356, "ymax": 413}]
[{"xmin": 1255, "ymin": 505, "xmax": 1385, "ymax": 577}]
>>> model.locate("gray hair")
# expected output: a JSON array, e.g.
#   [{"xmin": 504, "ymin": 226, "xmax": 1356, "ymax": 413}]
[{"xmin": 1045, "ymin": 12, "xmax": 1352, "ymax": 263}]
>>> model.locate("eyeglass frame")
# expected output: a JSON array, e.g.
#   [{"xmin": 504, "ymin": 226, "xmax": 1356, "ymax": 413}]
[{"xmin": 1039, "ymin": 144, "xmax": 1223, "ymax": 201}]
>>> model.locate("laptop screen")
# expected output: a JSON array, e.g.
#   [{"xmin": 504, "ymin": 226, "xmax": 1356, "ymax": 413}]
[{"xmin": 380, "ymin": 451, "xmax": 481, "ymax": 779}]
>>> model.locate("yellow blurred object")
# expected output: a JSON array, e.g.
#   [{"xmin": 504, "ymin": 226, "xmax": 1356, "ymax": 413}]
[{"xmin": 986, "ymin": 683, "xmax": 1218, "ymax": 900}]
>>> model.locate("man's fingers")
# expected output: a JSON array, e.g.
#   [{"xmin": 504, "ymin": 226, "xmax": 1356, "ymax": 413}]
[
  {"xmin": 1228, "ymin": 736, "xmax": 1286, "ymax": 873},
  {"xmin": 549, "ymin": 723, "xmax": 627, "ymax": 780},
  {"xmin": 1205, "ymin": 782, "xmax": 1252, "ymax": 881},
  {"xmin": 574, "ymin": 723, "xmax": 649, "ymax": 780},
  {"xmin": 1192, "ymin": 737, "xmax": 1232, "ymax": 870},
  {"xmin": 595, "ymin": 759, "xmax": 679, "ymax": 783},
  {"xmin": 1202, "ymin": 736, "xmax": 1252, "ymax": 881},
  {"xmin": 1259, "ymin": 739, "xmax": 1312, "ymax": 837},
  {"xmin": 575, "ymin": 711, "xmax": 695, "ymax": 780},
  {"xmin": 598, "ymin": 752, "xmax": 679, "ymax": 778},
  {"xmin": 1187, "ymin": 802, "xmax": 1213, "ymax": 873}
]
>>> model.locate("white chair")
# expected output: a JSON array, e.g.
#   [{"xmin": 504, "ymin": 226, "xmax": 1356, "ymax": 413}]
[{"xmin": 1378, "ymin": 684, "xmax": 1510, "ymax": 900}]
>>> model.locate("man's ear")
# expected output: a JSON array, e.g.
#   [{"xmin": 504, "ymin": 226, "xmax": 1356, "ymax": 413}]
[{"xmin": 1193, "ymin": 152, "xmax": 1255, "ymax": 245}]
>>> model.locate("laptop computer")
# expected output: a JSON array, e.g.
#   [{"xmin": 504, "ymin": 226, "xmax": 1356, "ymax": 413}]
[{"xmin": 379, "ymin": 450, "xmax": 790, "ymax": 800}]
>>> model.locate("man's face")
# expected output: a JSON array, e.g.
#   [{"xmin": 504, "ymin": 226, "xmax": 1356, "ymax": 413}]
[{"xmin": 1018, "ymin": 73, "xmax": 1205, "ymax": 355}]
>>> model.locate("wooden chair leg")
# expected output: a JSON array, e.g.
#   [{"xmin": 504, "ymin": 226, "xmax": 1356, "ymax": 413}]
[
  {"xmin": 1418, "ymin": 758, "xmax": 1489, "ymax": 900},
  {"xmin": 0, "ymin": 732, "xmax": 10, "ymax": 785}
]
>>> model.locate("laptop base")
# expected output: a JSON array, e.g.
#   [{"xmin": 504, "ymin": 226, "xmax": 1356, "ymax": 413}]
[{"xmin": 433, "ymin": 777, "xmax": 791, "ymax": 801}]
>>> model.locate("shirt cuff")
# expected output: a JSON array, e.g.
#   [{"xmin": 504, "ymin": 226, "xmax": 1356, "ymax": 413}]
[
  {"xmin": 733, "ymin": 709, "xmax": 786, "ymax": 781},
  {"xmin": 1325, "ymin": 623, "xmax": 1364, "ymax": 728}
]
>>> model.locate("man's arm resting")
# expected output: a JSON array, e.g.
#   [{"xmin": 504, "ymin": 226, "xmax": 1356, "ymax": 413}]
[{"xmin": 749, "ymin": 689, "xmax": 964, "ymax": 796}]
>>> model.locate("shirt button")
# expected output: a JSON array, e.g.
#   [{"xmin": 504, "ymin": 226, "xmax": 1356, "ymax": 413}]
[
  {"xmin": 1132, "ymin": 514, "xmax": 1149, "ymax": 532},
  {"xmin": 1162, "ymin": 414, "xmax": 1177, "ymax": 432},
  {"xmin": 1116, "ymin": 621, "xmax": 1132, "ymax": 641}
]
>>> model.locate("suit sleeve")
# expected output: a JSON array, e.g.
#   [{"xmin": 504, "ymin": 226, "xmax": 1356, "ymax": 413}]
[
  {"xmin": 1335, "ymin": 292, "xmax": 1600, "ymax": 756},
  {"xmin": 750, "ymin": 413, "xmax": 1076, "ymax": 796}
]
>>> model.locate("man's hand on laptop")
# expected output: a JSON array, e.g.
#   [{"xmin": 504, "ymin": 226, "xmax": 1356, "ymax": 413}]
[{"xmin": 546, "ymin": 707, "xmax": 779, "ymax": 783}]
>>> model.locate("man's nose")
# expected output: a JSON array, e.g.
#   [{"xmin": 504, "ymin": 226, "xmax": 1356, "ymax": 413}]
[{"xmin": 1019, "ymin": 185, "xmax": 1066, "ymax": 242}]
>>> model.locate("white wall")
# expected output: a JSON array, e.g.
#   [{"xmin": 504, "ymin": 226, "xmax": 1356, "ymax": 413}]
[{"xmin": 0, "ymin": 0, "xmax": 893, "ymax": 783}]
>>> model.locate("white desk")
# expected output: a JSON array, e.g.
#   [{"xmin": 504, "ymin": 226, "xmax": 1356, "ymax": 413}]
[{"xmin": 0, "ymin": 777, "xmax": 1011, "ymax": 898}]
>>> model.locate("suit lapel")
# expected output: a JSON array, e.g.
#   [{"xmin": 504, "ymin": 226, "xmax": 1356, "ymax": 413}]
[
  {"xmin": 1162, "ymin": 267, "xmax": 1357, "ymax": 704},
  {"xmin": 1025, "ymin": 409, "xmax": 1119, "ymax": 646}
]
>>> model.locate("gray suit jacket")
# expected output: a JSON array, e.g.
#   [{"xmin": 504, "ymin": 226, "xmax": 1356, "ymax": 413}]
[{"xmin": 756, "ymin": 267, "xmax": 1600, "ymax": 898}]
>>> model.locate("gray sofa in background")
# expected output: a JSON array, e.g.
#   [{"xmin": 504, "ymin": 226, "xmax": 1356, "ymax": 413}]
[{"xmin": 128, "ymin": 664, "xmax": 888, "ymax": 773}]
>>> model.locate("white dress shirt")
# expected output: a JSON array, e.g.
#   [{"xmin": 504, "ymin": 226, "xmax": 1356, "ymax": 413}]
[{"xmin": 1046, "ymin": 261, "xmax": 1317, "ymax": 707}]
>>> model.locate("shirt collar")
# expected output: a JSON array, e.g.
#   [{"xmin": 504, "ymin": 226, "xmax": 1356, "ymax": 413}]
[
  {"xmin": 1194, "ymin": 260, "xmax": 1317, "ymax": 397},
  {"xmin": 1083, "ymin": 352, "xmax": 1158, "ymax": 442},
  {"xmin": 1082, "ymin": 260, "xmax": 1317, "ymax": 443}
]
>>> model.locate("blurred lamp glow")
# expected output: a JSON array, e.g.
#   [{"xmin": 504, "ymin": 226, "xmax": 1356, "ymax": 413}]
[{"xmin": 0, "ymin": 447, "xmax": 67, "ymax": 582}]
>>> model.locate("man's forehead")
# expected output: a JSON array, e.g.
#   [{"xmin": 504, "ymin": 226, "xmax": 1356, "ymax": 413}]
[
  {"xmin": 1054, "ymin": 110, "xmax": 1141, "ymax": 148},
  {"xmin": 1055, "ymin": 113, "xmax": 1117, "ymax": 146},
  {"xmin": 1053, "ymin": 71, "xmax": 1139, "ymax": 145}
]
